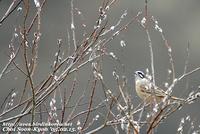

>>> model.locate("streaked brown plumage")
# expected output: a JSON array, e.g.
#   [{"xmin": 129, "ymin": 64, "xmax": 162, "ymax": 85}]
[{"xmin": 135, "ymin": 71, "xmax": 184, "ymax": 103}]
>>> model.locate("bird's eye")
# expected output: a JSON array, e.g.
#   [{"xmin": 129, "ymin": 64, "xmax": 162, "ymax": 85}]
[{"xmin": 138, "ymin": 71, "xmax": 145, "ymax": 78}]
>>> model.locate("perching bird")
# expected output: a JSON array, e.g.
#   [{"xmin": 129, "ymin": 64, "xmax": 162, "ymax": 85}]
[{"xmin": 134, "ymin": 71, "xmax": 185, "ymax": 103}]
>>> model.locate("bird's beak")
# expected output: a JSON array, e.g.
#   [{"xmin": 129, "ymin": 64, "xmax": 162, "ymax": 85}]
[{"xmin": 134, "ymin": 72, "xmax": 137, "ymax": 76}]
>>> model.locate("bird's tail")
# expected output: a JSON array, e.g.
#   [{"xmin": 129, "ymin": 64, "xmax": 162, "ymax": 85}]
[{"xmin": 171, "ymin": 96, "xmax": 185, "ymax": 102}]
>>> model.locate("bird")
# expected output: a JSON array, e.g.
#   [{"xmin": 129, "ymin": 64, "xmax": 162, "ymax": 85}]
[{"xmin": 134, "ymin": 71, "xmax": 185, "ymax": 103}]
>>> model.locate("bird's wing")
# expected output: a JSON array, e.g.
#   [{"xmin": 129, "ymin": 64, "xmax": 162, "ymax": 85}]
[{"xmin": 140, "ymin": 84, "xmax": 165, "ymax": 95}]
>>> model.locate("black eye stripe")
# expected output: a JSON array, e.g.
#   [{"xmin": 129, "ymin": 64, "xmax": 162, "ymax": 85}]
[
  {"xmin": 139, "ymin": 73, "xmax": 144, "ymax": 78},
  {"xmin": 136, "ymin": 71, "xmax": 145, "ymax": 78}
]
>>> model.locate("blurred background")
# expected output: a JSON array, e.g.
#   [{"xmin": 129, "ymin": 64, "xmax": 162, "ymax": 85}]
[{"xmin": 0, "ymin": 0, "xmax": 200, "ymax": 133}]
